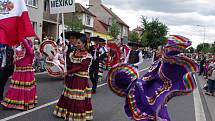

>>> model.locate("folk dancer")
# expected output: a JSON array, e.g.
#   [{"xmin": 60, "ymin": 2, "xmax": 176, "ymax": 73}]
[
  {"xmin": 107, "ymin": 35, "xmax": 199, "ymax": 121},
  {"xmin": 1, "ymin": 39, "xmax": 37, "ymax": 110},
  {"xmin": 61, "ymin": 31, "xmax": 81, "ymax": 71},
  {"xmin": 89, "ymin": 37, "xmax": 107, "ymax": 94},
  {"xmin": 124, "ymin": 42, "xmax": 143, "ymax": 69},
  {"xmin": 119, "ymin": 38, "xmax": 130, "ymax": 62},
  {"xmin": 53, "ymin": 33, "xmax": 93, "ymax": 121},
  {"xmin": 97, "ymin": 39, "xmax": 108, "ymax": 82}
]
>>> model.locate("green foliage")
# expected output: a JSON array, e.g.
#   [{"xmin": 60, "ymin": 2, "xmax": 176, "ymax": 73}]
[
  {"xmin": 140, "ymin": 16, "xmax": 168, "ymax": 49},
  {"xmin": 109, "ymin": 19, "xmax": 120, "ymax": 39},
  {"xmin": 64, "ymin": 13, "xmax": 83, "ymax": 32},
  {"xmin": 210, "ymin": 46, "xmax": 215, "ymax": 53},
  {"xmin": 185, "ymin": 47, "xmax": 195, "ymax": 53},
  {"xmin": 209, "ymin": 43, "xmax": 215, "ymax": 53},
  {"xmin": 129, "ymin": 31, "xmax": 139, "ymax": 42},
  {"xmin": 196, "ymin": 43, "xmax": 210, "ymax": 53}
]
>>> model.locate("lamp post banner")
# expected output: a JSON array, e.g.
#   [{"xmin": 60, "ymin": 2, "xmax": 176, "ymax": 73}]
[{"xmin": 49, "ymin": 0, "xmax": 75, "ymax": 14}]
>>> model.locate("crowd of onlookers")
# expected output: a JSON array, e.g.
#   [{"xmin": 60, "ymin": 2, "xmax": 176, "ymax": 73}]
[{"xmin": 185, "ymin": 53, "xmax": 215, "ymax": 97}]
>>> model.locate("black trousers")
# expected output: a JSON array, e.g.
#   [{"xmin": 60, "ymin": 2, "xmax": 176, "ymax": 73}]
[
  {"xmin": 199, "ymin": 66, "xmax": 204, "ymax": 75},
  {"xmin": 89, "ymin": 60, "xmax": 99, "ymax": 92},
  {"xmin": 0, "ymin": 68, "xmax": 14, "ymax": 100}
]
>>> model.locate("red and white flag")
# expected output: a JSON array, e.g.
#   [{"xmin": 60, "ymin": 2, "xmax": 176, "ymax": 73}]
[{"xmin": 0, "ymin": 0, "xmax": 36, "ymax": 46}]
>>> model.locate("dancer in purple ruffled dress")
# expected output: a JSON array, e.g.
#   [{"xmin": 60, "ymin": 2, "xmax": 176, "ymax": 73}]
[{"xmin": 107, "ymin": 35, "xmax": 199, "ymax": 121}]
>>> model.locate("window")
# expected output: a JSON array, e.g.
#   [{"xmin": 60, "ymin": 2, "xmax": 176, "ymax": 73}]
[
  {"xmin": 44, "ymin": 0, "xmax": 49, "ymax": 11},
  {"xmin": 86, "ymin": 15, "xmax": 91, "ymax": 26},
  {"xmin": 32, "ymin": 21, "xmax": 37, "ymax": 32},
  {"xmin": 123, "ymin": 26, "xmax": 127, "ymax": 35},
  {"xmin": 25, "ymin": 0, "xmax": 38, "ymax": 7}
]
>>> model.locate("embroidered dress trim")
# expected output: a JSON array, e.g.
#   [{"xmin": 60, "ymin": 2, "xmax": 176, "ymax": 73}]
[
  {"xmin": 62, "ymin": 86, "xmax": 92, "ymax": 100},
  {"xmin": 14, "ymin": 66, "xmax": 35, "ymax": 72},
  {"xmin": 1, "ymin": 96, "xmax": 37, "ymax": 110},
  {"xmin": 53, "ymin": 106, "xmax": 93, "ymax": 121}
]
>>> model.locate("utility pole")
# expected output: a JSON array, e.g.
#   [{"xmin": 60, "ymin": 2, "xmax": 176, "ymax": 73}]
[{"xmin": 196, "ymin": 25, "xmax": 206, "ymax": 48}]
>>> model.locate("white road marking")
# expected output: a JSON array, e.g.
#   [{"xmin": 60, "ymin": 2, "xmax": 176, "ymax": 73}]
[
  {"xmin": 139, "ymin": 68, "xmax": 148, "ymax": 72},
  {"xmin": 193, "ymin": 75, "xmax": 206, "ymax": 121},
  {"xmin": 0, "ymin": 100, "xmax": 58, "ymax": 121},
  {"xmin": 34, "ymin": 71, "xmax": 48, "ymax": 75},
  {"xmin": 0, "ymin": 83, "xmax": 107, "ymax": 121}
]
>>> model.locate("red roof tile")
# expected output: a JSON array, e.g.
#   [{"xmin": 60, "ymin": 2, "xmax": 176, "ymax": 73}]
[
  {"xmin": 94, "ymin": 17, "xmax": 108, "ymax": 34},
  {"xmin": 75, "ymin": 3, "xmax": 96, "ymax": 17},
  {"xmin": 101, "ymin": 4, "xmax": 129, "ymax": 27}
]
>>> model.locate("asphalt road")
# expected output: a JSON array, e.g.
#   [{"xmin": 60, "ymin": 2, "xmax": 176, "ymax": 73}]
[{"xmin": 0, "ymin": 59, "xmax": 211, "ymax": 121}]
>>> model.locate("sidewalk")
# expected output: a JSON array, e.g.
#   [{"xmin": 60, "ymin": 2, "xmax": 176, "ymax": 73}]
[{"xmin": 196, "ymin": 75, "xmax": 215, "ymax": 121}]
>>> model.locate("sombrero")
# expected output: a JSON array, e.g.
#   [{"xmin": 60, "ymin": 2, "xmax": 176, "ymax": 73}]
[
  {"xmin": 128, "ymin": 42, "xmax": 143, "ymax": 47},
  {"xmin": 90, "ymin": 36, "xmax": 106, "ymax": 43},
  {"xmin": 107, "ymin": 64, "xmax": 139, "ymax": 97},
  {"xmin": 61, "ymin": 31, "xmax": 85, "ymax": 39}
]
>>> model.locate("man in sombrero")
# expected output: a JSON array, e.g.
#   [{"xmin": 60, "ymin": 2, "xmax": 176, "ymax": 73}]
[
  {"xmin": 124, "ymin": 42, "xmax": 143, "ymax": 69},
  {"xmin": 61, "ymin": 31, "xmax": 85, "ymax": 71},
  {"xmin": 107, "ymin": 35, "xmax": 199, "ymax": 121},
  {"xmin": 89, "ymin": 36, "xmax": 108, "ymax": 94}
]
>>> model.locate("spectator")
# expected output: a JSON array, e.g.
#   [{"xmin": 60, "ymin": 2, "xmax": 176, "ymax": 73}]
[
  {"xmin": 205, "ymin": 63, "xmax": 215, "ymax": 96},
  {"xmin": 199, "ymin": 56, "xmax": 206, "ymax": 76}
]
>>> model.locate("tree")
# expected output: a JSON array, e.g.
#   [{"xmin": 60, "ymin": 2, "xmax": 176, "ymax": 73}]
[
  {"xmin": 210, "ymin": 45, "xmax": 215, "ymax": 53},
  {"xmin": 129, "ymin": 31, "xmax": 139, "ymax": 42},
  {"xmin": 140, "ymin": 16, "xmax": 168, "ymax": 49},
  {"xmin": 64, "ymin": 13, "xmax": 83, "ymax": 32},
  {"xmin": 209, "ymin": 42, "xmax": 215, "ymax": 53},
  {"xmin": 186, "ymin": 47, "xmax": 195, "ymax": 53},
  {"xmin": 109, "ymin": 19, "xmax": 120, "ymax": 39},
  {"xmin": 196, "ymin": 43, "xmax": 210, "ymax": 53}
]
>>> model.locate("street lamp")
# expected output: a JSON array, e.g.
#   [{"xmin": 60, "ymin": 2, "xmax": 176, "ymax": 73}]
[{"xmin": 196, "ymin": 25, "xmax": 206, "ymax": 48}]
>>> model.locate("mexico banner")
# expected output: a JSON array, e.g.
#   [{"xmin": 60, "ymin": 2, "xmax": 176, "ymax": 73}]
[{"xmin": 49, "ymin": 0, "xmax": 75, "ymax": 14}]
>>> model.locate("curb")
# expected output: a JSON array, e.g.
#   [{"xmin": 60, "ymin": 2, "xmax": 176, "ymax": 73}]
[{"xmin": 196, "ymin": 75, "xmax": 213, "ymax": 121}]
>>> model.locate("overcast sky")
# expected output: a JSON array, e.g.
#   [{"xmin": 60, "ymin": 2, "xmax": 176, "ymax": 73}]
[{"xmin": 77, "ymin": 0, "xmax": 215, "ymax": 48}]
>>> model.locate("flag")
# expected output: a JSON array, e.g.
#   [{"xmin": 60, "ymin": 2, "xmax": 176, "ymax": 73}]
[{"xmin": 0, "ymin": 0, "xmax": 36, "ymax": 46}]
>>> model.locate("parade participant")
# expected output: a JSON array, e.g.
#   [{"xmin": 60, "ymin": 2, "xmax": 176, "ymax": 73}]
[
  {"xmin": 1, "ymin": 39, "xmax": 37, "ymax": 110},
  {"xmin": 62, "ymin": 31, "xmax": 81, "ymax": 52},
  {"xmin": 151, "ymin": 46, "xmax": 163, "ymax": 63},
  {"xmin": 53, "ymin": 33, "xmax": 93, "ymax": 121},
  {"xmin": 0, "ymin": 44, "xmax": 14, "ymax": 101},
  {"xmin": 61, "ymin": 31, "xmax": 83, "ymax": 71},
  {"xmin": 106, "ymin": 39, "xmax": 121, "ymax": 68},
  {"xmin": 120, "ymin": 38, "xmax": 130, "ymax": 62},
  {"xmin": 89, "ymin": 37, "xmax": 99, "ymax": 94},
  {"xmin": 89, "ymin": 37, "xmax": 107, "ymax": 94},
  {"xmin": 124, "ymin": 42, "xmax": 143, "ymax": 69},
  {"xmin": 97, "ymin": 39, "xmax": 108, "ymax": 82},
  {"xmin": 107, "ymin": 35, "xmax": 198, "ymax": 121}
]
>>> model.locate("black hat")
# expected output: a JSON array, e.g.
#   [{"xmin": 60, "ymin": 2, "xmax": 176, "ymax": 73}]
[
  {"xmin": 61, "ymin": 31, "xmax": 85, "ymax": 39},
  {"xmin": 80, "ymin": 34, "xmax": 87, "ymax": 42},
  {"xmin": 128, "ymin": 42, "xmax": 143, "ymax": 47},
  {"xmin": 90, "ymin": 36, "xmax": 106, "ymax": 43}
]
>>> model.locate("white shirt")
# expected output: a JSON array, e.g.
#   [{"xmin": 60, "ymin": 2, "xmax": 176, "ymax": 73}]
[
  {"xmin": 1, "ymin": 47, "xmax": 6, "ymax": 67},
  {"xmin": 124, "ymin": 49, "xmax": 143, "ymax": 68}
]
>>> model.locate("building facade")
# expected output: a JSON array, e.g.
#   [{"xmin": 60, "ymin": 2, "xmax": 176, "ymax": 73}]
[
  {"xmin": 58, "ymin": 3, "xmax": 96, "ymax": 38},
  {"xmin": 89, "ymin": 0, "xmax": 129, "ymax": 41},
  {"xmin": 43, "ymin": 0, "xmax": 59, "ymax": 41},
  {"xmin": 25, "ymin": 0, "xmax": 44, "ymax": 41},
  {"xmin": 26, "ymin": 1, "xmax": 127, "ymax": 42}
]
